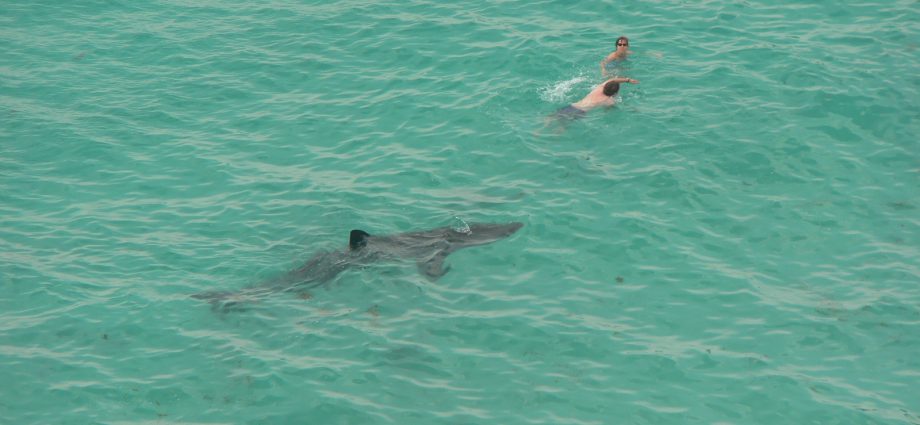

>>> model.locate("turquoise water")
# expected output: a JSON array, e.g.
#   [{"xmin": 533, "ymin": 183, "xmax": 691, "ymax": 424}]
[{"xmin": 2, "ymin": 0, "xmax": 919, "ymax": 423}]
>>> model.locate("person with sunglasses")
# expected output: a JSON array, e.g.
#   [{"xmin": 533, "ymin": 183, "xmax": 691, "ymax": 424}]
[{"xmin": 600, "ymin": 36, "xmax": 632, "ymax": 77}]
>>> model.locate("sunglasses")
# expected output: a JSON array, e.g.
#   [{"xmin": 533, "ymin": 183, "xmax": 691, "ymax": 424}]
[{"xmin": 617, "ymin": 43, "xmax": 628, "ymax": 46}]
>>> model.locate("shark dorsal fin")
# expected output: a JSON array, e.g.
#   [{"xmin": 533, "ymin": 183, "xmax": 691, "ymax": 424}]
[{"xmin": 349, "ymin": 230, "xmax": 371, "ymax": 250}]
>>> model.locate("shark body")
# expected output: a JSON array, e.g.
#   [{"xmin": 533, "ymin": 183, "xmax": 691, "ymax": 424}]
[{"xmin": 193, "ymin": 222, "xmax": 523, "ymax": 309}]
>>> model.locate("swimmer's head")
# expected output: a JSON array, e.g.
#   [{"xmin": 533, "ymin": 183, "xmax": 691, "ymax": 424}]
[
  {"xmin": 616, "ymin": 36, "xmax": 629, "ymax": 48},
  {"xmin": 603, "ymin": 81, "xmax": 620, "ymax": 96}
]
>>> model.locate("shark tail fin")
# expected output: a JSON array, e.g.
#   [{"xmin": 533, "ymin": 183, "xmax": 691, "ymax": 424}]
[
  {"xmin": 191, "ymin": 290, "xmax": 234, "ymax": 302},
  {"xmin": 349, "ymin": 230, "xmax": 371, "ymax": 250},
  {"xmin": 191, "ymin": 290, "xmax": 255, "ymax": 313}
]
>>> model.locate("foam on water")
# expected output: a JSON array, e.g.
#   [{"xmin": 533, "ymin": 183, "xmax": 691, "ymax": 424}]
[
  {"xmin": 450, "ymin": 216, "xmax": 471, "ymax": 234},
  {"xmin": 540, "ymin": 75, "xmax": 589, "ymax": 103}
]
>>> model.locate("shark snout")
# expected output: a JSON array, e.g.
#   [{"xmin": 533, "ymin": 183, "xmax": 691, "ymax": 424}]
[
  {"xmin": 462, "ymin": 222, "xmax": 524, "ymax": 242},
  {"xmin": 493, "ymin": 221, "xmax": 524, "ymax": 235}
]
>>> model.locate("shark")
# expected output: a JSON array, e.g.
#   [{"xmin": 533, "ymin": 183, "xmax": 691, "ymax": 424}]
[{"xmin": 192, "ymin": 221, "xmax": 524, "ymax": 310}]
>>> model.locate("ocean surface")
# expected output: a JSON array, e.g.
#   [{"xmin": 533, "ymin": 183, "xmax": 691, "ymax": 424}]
[{"xmin": 2, "ymin": 1, "xmax": 918, "ymax": 424}]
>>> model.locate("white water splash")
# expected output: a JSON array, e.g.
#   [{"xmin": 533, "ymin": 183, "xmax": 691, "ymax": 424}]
[
  {"xmin": 539, "ymin": 75, "xmax": 587, "ymax": 103},
  {"xmin": 450, "ymin": 216, "xmax": 471, "ymax": 234}
]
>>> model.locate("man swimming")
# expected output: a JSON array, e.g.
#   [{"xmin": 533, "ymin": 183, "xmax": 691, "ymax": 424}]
[{"xmin": 554, "ymin": 76, "xmax": 639, "ymax": 120}]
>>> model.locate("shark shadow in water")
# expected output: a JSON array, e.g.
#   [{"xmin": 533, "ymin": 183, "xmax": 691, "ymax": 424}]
[{"xmin": 192, "ymin": 222, "xmax": 524, "ymax": 311}]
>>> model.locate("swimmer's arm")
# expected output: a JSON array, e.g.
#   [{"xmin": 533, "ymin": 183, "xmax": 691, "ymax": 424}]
[
  {"xmin": 607, "ymin": 77, "xmax": 639, "ymax": 84},
  {"xmin": 600, "ymin": 52, "xmax": 617, "ymax": 77}
]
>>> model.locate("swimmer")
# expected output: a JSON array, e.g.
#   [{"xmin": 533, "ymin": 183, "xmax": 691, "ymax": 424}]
[
  {"xmin": 600, "ymin": 36, "xmax": 632, "ymax": 77},
  {"xmin": 554, "ymin": 76, "xmax": 639, "ymax": 120},
  {"xmin": 539, "ymin": 76, "xmax": 638, "ymax": 134}
]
